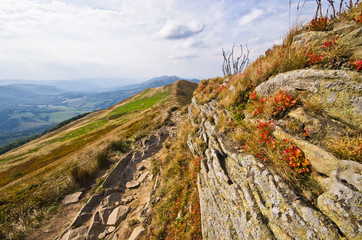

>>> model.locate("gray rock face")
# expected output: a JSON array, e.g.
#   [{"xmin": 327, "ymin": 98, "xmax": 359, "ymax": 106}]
[
  {"xmin": 255, "ymin": 69, "xmax": 362, "ymax": 129},
  {"xmin": 189, "ymin": 95, "xmax": 362, "ymax": 239}
]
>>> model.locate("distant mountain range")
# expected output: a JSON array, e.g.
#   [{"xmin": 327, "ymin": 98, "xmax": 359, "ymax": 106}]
[
  {"xmin": 0, "ymin": 75, "xmax": 200, "ymax": 93},
  {"xmin": 0, "ymin": 75, "xmax": 200, "ymax": 147}
]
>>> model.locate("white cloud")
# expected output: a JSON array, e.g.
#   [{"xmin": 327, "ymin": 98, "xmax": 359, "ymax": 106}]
[
  {"xmin": 158, "ymin": 20, "xmax": 204, "ymax": 39},
  {"xmin": 238, "ymin": 8, "xmax": 264, "ymax": 26},
  {"xmin": 0, "ymin": 0, "xmax": 318, "ymax": 81}
]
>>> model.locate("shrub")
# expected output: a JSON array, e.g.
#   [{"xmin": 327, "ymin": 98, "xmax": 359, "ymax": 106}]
[
  {"xmin": 308, "ymin": 17, "xmax": 333, "ymax": 31},
  {"xmin": 282, "ymin": 144, "xmax": 311, "ymax": 173},
  {"xmin": 349, "ymin": 60, "xmax": 362, "ymax": 71},
  {"xmin": 272, "ymin": 91, "xmax": 297, "ymax": 117}
]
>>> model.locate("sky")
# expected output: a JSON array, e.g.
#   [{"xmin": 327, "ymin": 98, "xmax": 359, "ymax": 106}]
[{"xmin": 0, "ymin": 0, "xmax": 320, "ymax": 83}]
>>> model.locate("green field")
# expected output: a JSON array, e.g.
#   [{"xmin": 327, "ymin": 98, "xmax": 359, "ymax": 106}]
[{"xmin": 109, "ymin": 90, "xmax": 170, "ymax": 118}]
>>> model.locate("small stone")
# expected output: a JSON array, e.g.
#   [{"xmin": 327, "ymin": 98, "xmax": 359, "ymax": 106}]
[
  {"xmin": 121, "ymin": 196, "xmax": 134, "ymax": 204},
  {"xmin": 107, "ymin": 226, "xmax": 116, "ymax": 233},
  {"xmin": 126, "ymin": 180, "xmax": 140, "ymax": 189},
  {"xmin": 62, "ymin": 192, "xmax": 82, "ymax": 205},
  {"xmin": 98, "ymin": 231, "xmax": 107, "ymax": 239},
  {"xmin": 137, "ymin": 171, "xmax": 149, "ymax": 183}
]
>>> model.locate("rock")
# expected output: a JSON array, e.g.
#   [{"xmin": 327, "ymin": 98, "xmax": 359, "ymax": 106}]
[
  {"xmin": 187, "ymin": 97, "xmax": 359, "ymax": 239},
  {"xmin": 98, "ymin": 231, "xmax": 107, "ymax": 239},
  {"xmin": 98, "ymin": 207, "xmax": 113, "ymax": 224},
  {"xmin": 61, "ymin": 226, "xmax": 88, "ymax": 240},
  {"xmin": 103, "ymin": 192, "xmax": 121, "ymax": 206},
  {"xmin": 126, "ymin": 180, "xmax": 140, "ymax": 189},
  {"xmin": 128, "ymin": 226, "xmax": 145, "ymax": 240},
  {"xmin": 102, "ymin": 152, "xmax": 134, "ymax": 188},
  {"xmin": 121, "ymin": 195, "xmax": 134, "ymax": 204},
  {"xmin": 137, "ymin": 171, "xmax": 149, "ymax": 183},
  {"xmin": 107, "ymin": 226, "xmax": 116, "ymax": 233},
  {"xmin": 61, "ymin": 192, "xmax": 82, "ymax": 205},
  {"xmin": 255, "ymin": 69, "xmax": 362, "ymax": 129},
  {"xmin": 107, "ymin": 206, "xmax": 131, "ymax": 226},
  {"xmin": 86, "ymin": 212, "xmax": 105, "ymax": 240}
]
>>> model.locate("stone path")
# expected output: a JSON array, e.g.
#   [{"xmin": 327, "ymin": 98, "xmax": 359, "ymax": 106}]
[{"xmin": 56, "ymin": 127, "xmax": 168, "ymax": 240}]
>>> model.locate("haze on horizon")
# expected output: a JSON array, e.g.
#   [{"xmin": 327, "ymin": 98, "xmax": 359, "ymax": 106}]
[{"xmin": 0, "ymin": 0, "xmax": 318, "ymax": 84}]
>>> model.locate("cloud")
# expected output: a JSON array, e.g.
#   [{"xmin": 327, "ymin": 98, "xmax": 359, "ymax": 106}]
[
  {"xmin": 158, "ymin": 20, "xmax": 204, "ymax": 39},
  {"xmin": 0, "ymin": 0, "xmax": 318, "ymax": 80},
  {"xmin": 238, "ymin": 8, "xmax": 264, "ymax": 26}
]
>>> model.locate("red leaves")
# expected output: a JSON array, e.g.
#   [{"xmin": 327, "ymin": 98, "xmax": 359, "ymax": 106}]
[
  {"xmin": 163, "ymin": 155, "xmax": 202, "ymax": 240},
  {"xmin": 309, "ymin": 17, "xmax": 333, "ymax": 31},
  {"xmin": 308, "ymin": 52, "xmax": 325, "ymax": 65},
  {"xmin": 282, "ymin": 144, "xmax": 311, "ymax": 173},
  {"xmin": 321, "ymin": 37, "xmax": 338, "ymax": 49},
  {"xmin": 272, "ymin": 91, "xmax": 297, "ymax": 116},
  {"xmin": 354, "ymin": 14, "xmax": 362, "ymax": 24},
  {"xmin": 349, "ymin": 60, "xmax": 362, "ymax": 72}
]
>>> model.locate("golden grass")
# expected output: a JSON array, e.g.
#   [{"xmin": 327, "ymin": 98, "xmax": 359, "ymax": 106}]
[{"xmin": 0, "ymin": 80, "xmax": 198, "ymax": 239}]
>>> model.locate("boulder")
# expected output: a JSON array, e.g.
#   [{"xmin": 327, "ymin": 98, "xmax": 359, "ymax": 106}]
[
  {"xmin": 107, "ymin": 206, "xmax": 131, "ymax": 226},
  {"xmin": 126, "ymin": 180, "xmax": 140, "ymax": 189},
  {"xmin": 255, "ymin": 69, "xmax": 362, "ymax": 129},
  {"xmin": 62, "ymin": 192, "xmax": 82, "ymax": 205},
  {"xmin": 128, "ymin": 226, "xmax": 145, "ymax": 240}
]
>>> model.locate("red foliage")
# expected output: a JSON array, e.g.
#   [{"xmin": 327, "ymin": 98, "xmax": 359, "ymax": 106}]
[
  {"xmin": 349, "ymin": 60, "xmax": 362, "ymax": 72},
  {"xmin": 272, "ymin": 91, "xmax": 297, "ymax": 116},
  {"xmin": 321, "ymin": 37, "xmax": 338, "ymax": 49},
  {"xmin": 164, "ymin": 155, "xmax": 202, "ymax": 240},
  {"xmin": 354, "ymin": 14, "xmax": 362, "ymax": 24},
  {"xmin": 309, "ymin": 17, "xmax": 333, "ymax": 31},
  {"xmin": 308, "ymin": 52, "xmax": 325, "ymax": 65},
  {"xmin": 282, "ymin": 145, "xmax": 311, "ymax": 173}
]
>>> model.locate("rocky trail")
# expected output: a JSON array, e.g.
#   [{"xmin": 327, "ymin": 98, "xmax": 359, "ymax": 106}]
[{"xmin": 27, "ymin": 110, "xmax": 184, "ymax": 240}]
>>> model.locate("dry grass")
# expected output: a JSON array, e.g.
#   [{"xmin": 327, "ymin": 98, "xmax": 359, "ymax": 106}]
[
  {"xmin": 324, "ymin": 133, "xmax": 362, "ymax": 162},
  {"xmin": 0, "ymin": 81, "xmax": 197, "ymax": 239},
  {"xmin": 149, "ymin": 120, "xmax": 201, "ymax": 239}
]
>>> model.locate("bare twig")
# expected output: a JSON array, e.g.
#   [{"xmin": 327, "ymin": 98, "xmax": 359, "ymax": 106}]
[{"xmin": 222, "ymin": 44, "xmax": 250, "ymax": 76}]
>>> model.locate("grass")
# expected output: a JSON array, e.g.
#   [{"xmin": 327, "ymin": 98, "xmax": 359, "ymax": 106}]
[
  {"xmin": 108, "ymin": 89, "xmax": 170, "ymax": 118},
  {"xmin": 51, "ymin": 119, "xmax": 108, "ymax": 142},
  {"xmin": 150, "ymin": 120, "xmax": 202, "ymax": 239},
  {"xmin": 0, "ymin": 81, "xmax": 196, "ymax": 239}
]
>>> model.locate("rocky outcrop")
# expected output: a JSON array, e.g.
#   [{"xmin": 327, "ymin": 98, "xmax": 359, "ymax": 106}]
[
  {"xmin": 58, "ymin": 127, "xmax": 168, "ymax": 240},
  {"xmin": 255, "ymin": 69, "xmax": 362, "ymax": 129},
  {"xmin": 188, "ymin": 69, "xmax": 362, "ymax": 239}
]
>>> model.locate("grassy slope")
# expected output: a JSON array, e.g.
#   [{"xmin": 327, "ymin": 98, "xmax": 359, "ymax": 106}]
[{"xmin": 0, "ymin": 80, "xmax": 197, "ymax": 239}]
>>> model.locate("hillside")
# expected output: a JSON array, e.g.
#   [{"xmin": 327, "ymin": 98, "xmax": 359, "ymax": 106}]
[
  {"xmin": 0, "ymin": 75, "xmax": 199, "ymax": 148},
  {"xmin": 0, "ymin": 80, "xmax": 197, "ymax": 239}
]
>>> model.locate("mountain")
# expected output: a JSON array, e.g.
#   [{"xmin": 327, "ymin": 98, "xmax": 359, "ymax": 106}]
[
  {"xmin": 0, "ymin": 76, "xmax": 200, "ymax": 93},
  {"xmin": 0, "ymin": 84, "xmax": 66, "ymax": 96},
  {"xmin": 118, "ymin": 75, "xmax": 200, "ymax": 90},
  {"xmin": 0, "ymin": 75, "xmax": 199, "ymax": 147}
]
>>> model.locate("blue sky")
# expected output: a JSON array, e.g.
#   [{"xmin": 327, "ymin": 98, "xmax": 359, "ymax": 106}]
[{"xmin": 0, "ymin": 0, "xmax": 320, "ymax": 83}]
